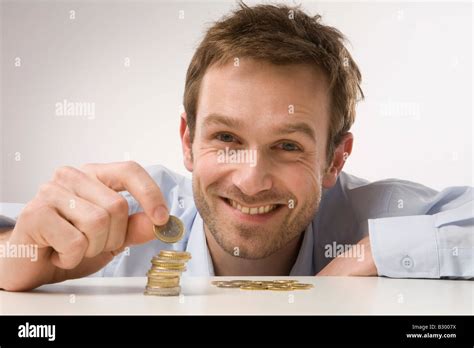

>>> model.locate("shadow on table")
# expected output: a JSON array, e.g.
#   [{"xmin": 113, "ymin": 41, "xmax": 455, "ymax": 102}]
[{"xmin": 31, "ymin": 284, "xmax": 144, "ymax": 296}]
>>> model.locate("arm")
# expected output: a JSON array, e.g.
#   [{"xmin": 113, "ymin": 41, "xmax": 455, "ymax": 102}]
[
  {"xmin": 318, "ymin": 178, "xmax": 473, "ymax": 279},
  {"xmin": 369, "ymin": 185, "xmax": 473, "ymax": 279}
]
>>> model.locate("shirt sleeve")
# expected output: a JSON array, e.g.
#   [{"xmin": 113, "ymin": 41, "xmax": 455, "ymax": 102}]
[{"xmin": 368, "ymin": 185, "xmax": 473, "ymax": 279}]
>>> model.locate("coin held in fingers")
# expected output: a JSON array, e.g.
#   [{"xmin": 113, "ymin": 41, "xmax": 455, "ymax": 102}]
[{"xmin": 153, "ymin": 215, "xmax": 185, "ymax": 243}]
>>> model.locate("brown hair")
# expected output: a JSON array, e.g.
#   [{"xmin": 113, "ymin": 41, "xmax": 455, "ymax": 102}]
[{"xmin": 183, "ymin": 1, "xmax": 364, "ymax": 165}]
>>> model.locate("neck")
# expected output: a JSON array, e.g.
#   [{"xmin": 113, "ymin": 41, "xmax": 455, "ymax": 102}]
[{"xmin": 205, "ymin": 226, "xmax": 304, "ymax": 276}]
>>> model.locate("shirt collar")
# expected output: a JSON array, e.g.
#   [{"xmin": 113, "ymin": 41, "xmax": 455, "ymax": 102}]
[{"xmin": 184, "ymin": 212, "xmax": 215, "ymax": 276}]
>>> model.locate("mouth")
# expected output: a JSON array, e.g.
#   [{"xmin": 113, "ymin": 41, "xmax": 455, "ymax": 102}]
[
  {"xmin": 221, "ymin": 197, "xmax": 284, "ymax": 218},
  {"xmin": 226, "ymin": 198, "xmax": 278, "ymax": 215}
]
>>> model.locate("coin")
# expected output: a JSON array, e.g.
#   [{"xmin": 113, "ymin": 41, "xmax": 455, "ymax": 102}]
[
  {"xmin": 158, "ymin": 250, "xmax": 191, "ymax": 260},
  {"xmin": 147, "ymin": 278, "xmax": 180, "ymax": 288},
  {"xmin": 211, "ymin": 279, "xmax": 314, "ymax": 291},
  {"xmin": 144, "ymin": 286, "xmax": 181, "ymax": 296},
  {"xmin": 215, "ymin": 282, "xmax": 241, "ymax": 288},
  {"xmin": 153, "ymin": 215, "xmax": 185, "ymax": 243},
  {"xmin": 289, "ymin": 283, "xmax": 314, "ymax": 290},
  {"xmin": 273, "ymin": 280, "xmax": 298, "ymax": 284},
  {"xmin": 144, "ymin": 249, "xmax": 192, "ymax": 296},
  {"xmin": 240, "ymin": 284, "xmax": 268, "ymax": 290},
  {"xmin": 151, "ymin": 260, "xmax": 187, "ymax": 268},
  {"xmin": 147, "ymin": 270, "xmax": 183, "ymax": 277},
  {"xmin": 266, "ymin": 284, "xmax": 293, "ymax": 291}
]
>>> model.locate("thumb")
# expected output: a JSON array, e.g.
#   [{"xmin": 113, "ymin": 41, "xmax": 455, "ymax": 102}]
[{"xmin": 123, "ymin": 212, "xmax": 156, "ymax": 246}]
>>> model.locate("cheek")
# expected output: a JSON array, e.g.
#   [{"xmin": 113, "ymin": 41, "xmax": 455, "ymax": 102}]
[
  {"xmin": 279, "ymin": 160, "xmax": 322, "ymax": 203},
  {"xmin": 192, "ymin": 146, "xmax": 226, "ymax": 187}
]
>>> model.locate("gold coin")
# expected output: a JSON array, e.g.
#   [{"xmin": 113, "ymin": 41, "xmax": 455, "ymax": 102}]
[
  {"xmin": 211, "ymin": 279, "xmax": 315, "ymax": 291},
  {"xmin": 228, "ymin": 280, "xmax": 252, "ymax": 287},
  {"xmin": 240, "ymin": 285, "xmax": 267, "ymax": 290},
  {"xmin": 151, "ymin": 267, "xmax": 186, "ymax": 273},
  {"xmin": 149, "ymin": 267, "xmax": 184, "ymax": 272},
  {"xmin": 153, "ymin": 215, "xmax": 185, "ymax": 243},
  {"xmin": 266, "ymin": 284, "xmax": 293, "ymax": 291},
  {"xmin": 216, "ymin": 283, "xmax": 240, "ymax": 288},
  {"xmin": 147, "ymin": 269, "xmax": 183, "ymax": 277},
  {"xmin": 144, "ymin": 286, "xmax": 181, "ymax": 296},
  {"xmin": 151, "ymin": 257, "xmax": 185, "ymax": 263},
  {"xmin": 147, "ymin": 278, "xmax": 180, "ymax": 284},
  {"xmin": 159, "ymin": 250, "xmax": 191, "ymax": 259},
  {"xmin": 290, "ymin": 283, "xmax": 314, "ymax": 290},
  {"xmin": 151, "ymin": 260, "xmax": 186, "ymax": 268},
  {"xmin": 147, "ymin": 279, "xmax": 180, "ymax": 288}
]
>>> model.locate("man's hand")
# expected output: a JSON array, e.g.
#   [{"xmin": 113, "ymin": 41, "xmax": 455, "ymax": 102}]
[
  {"xmin": 316, "ymin": 235, "xmax": 378, "ymax": 276},
  {"xmin": 0, "ymin": 161, "xmax": 169, "ymax": 291}
]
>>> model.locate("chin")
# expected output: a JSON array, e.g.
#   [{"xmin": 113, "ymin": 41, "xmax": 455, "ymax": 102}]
[{"xmin": 214, "ymin": 230, "xmax": 283, "ymax": 259}]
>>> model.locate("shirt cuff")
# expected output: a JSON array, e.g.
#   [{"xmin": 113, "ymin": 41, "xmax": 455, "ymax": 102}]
[{"xmin": 368, "ymin": 215, "xmax": 440, "ymax": 278}]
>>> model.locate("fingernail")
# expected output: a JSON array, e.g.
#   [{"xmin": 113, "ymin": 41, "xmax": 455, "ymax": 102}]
[{"xmin": 154, "ymin": 206, "xmax": 169, "ymax": 224}]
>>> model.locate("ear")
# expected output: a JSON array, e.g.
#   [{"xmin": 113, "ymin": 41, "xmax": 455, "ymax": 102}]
[
  {"xmin": 322, "ymin": 132, "xmax": 353, "ymax": 189},
  {"xmin": 180, "ymin": 112, "xmax": 193, "ymax": 172}
]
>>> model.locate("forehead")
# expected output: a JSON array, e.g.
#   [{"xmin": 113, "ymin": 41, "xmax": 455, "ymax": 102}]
[{"xmin": 196, "ymin": 58, "xmax": 331, "ymax": 133}]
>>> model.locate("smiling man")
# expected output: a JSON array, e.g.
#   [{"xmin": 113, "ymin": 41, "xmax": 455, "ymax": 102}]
[
  {"xmin": 0, "ymin": 3, "xmax": 472, "ymax": 291},
  {"xmin": 189, "ymin": 59, "xmax": 337, "ymax": 276}
]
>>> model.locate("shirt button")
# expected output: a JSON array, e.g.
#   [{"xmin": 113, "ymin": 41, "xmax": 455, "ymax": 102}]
[{"xmin": 401, "ymin": 256, "xmax": 414, "ymax": 269}]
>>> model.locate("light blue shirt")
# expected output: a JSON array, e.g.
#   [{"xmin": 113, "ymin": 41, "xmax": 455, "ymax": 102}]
[{"xmin": 1, "ymin": 165, "xmax": 473, "ymax": 279}]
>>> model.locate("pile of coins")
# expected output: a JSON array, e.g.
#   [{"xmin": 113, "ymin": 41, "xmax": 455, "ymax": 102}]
[
  {"xmin": 145, "ymin": 215, "xmax": 190, "ymax": 296},
  {"xmin": 144, "ymin": 250, "xmax": 191, "ymax": 296},
  {"xmin": 211, "ymin": 279, "xmax": 314, "ymax": 291}
]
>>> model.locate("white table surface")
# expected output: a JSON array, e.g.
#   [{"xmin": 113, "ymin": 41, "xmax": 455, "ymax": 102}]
[{"xmin": 0, "ymin": 276, "xmax": 472, "ymax": 315}]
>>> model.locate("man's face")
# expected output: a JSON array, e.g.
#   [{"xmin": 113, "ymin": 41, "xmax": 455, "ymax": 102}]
[{"xmin": 185, "ymin": 58, "xmax": 333, "ymax": 259}]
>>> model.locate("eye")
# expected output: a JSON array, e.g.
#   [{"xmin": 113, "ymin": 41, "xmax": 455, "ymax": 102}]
[
  {"xmin": 216, "ymin": 133, "xmax": 236, "ymax": 143},
  {"xmin": 277, "ymin": 142, "xmax": 302, "ymax": 152}
]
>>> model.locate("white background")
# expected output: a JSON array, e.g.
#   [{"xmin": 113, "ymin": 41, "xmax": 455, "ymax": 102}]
[{"xmin": 1, "ymin": 0, "xmax": 472, "ymax": 203}]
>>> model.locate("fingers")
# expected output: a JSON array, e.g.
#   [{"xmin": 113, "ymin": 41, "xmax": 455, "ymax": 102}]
[
  {"xmin": 49, "ymin": 168, "xmax": 130, "ymax": 252},
  {"xmin": 123, "ymin": 212, "xmax": 155, "ymax": 246},
  {"xmin": 78, "ymin": 162, "xmax": 169, "ymax": 225},
  {"xmin": 35, "ymin": 161, "xmax": 167, "ymax": 264},
  {"xmin": 24, "ymin": 204, "xmax": 89, "ymax": 269},
  {"xmin": 36, "ymin": 182, "xmax": 112, "ymax": 257}
]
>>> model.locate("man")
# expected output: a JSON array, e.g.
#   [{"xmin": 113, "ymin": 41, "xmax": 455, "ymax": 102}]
[{"xmin": 0, "ymin": 3, "xmax": 472, "ymax": 291}]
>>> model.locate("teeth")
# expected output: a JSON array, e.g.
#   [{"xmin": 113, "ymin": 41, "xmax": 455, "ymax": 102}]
[{"xmin": 228, "ymin": 199, "xmax": 277, "ymax": 215}]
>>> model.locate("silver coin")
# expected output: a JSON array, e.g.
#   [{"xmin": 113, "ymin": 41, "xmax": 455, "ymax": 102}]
[{"xmin": 153, "ymin": 215, "xmax": 185, "ymax": 243}]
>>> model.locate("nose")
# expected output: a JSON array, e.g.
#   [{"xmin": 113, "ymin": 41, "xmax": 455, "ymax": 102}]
[{"xmin": 231, "ymin": 150, "xmax": 273, "ymax": 196}]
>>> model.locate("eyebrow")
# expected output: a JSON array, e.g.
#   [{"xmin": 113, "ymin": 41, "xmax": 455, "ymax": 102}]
[
  {"xmin": 274, "ymin": 122, "xmax": 317, "ymax": 142},
  {"xmin": 202, "ymin": 113, "xmax": 245, "ymax": 130},
  {"xmin": 202, "ymin": 113, "xmax": 317, "ymax": 142}
]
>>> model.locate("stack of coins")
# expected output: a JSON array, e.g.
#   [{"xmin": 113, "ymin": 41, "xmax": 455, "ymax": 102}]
[
  {"xmin": 211, "ymin": 279, "xmax": 314, "ymax": 291},
  {"xmin": 144, "ymin": 250, "xmax": 192, "ymax": 296},
  {"xmin": 145, "ymin": 215, "xmax": 191, "ymax": 296}
]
